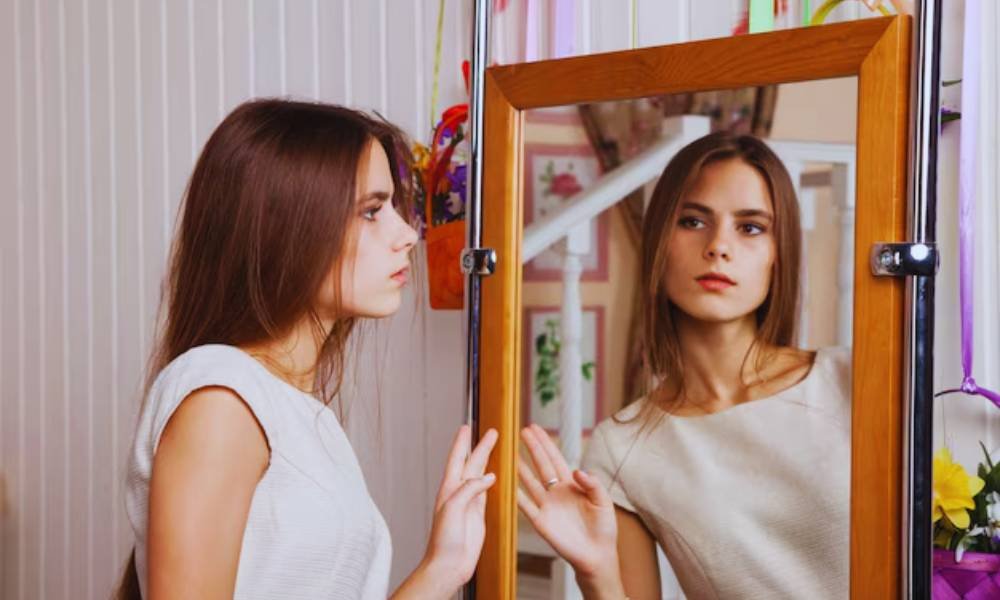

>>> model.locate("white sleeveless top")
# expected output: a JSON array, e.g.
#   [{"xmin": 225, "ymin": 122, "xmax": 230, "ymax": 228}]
[
  {"xmin": 125, "ymin": 344, "xmax": 392, "ymax": 599},
  {"xmin": 582, "ymin": 346, "xmax": 852, "ymax": 600}
]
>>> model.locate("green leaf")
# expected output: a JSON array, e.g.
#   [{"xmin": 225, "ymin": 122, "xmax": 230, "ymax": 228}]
[
  {"xmin": 972, "ymin": 491, "xmax": 989, "ymax": 529},
  {"xmin": 988, "ymin": 469, "xmax": 1000, "ymax": 495},
  {"xmin": 535, "ymin": 333, "xmax": 548, "ymax": 353},
  {"xmin": 540, "ymin": 390, "xmax": 555, "ymax": 405},
  {"xmin": 934, "ymin": 523, "xmax": 954, "ymax": 549},
  {"xmin": 581, "ymin": 362, "xmax": 595, "ymax": 381},
  {"xmin": 981, "ymin": 441, "xmax": 995, "ymax": 472}
]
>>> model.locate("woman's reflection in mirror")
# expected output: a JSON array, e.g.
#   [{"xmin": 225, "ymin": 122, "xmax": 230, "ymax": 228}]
[{"xmin": 519, "ymin": 132, "xmax": 851, "ymax": 599}]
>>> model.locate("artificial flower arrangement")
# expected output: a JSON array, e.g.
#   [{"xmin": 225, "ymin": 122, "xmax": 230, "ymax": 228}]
[
  {"xmin": 410, "ymin": 63, "xmax": 471, "ymax": 309},
  {"xmin": 932, "ymin": 446, "xmax": 1000, "ymax": 597},
  {"xmin": 934, "ymin": 446, "xmax": 1000, "ymax": 559}
]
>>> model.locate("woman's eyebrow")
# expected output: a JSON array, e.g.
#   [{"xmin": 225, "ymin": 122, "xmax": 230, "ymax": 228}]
[
  {"xmin": 733, "ymin": 209, "xmax": 773, "ymax": 221},
  {"xmin": 359, "ymin": 191, "xmax": 392, "ymax": 203},
  {"xmin": 680, "ymin": 202, "xmax": 773, "ymax": 222},
  {"xmin": 680, "ymin": 202, "xmax": 713, "ymax": 215}
]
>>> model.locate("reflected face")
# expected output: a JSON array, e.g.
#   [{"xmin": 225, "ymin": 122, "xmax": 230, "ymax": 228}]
[
  {"xmin": 319, "ymin": 141, "xmax": 418, "ymax": 319},
  {"xmin": 663, "ymin": 158, "xmax": 776, "ymax": 324}
]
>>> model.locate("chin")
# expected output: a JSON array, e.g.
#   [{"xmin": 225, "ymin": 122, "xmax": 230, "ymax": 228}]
[
  {"xmin": 375, "ymin": 294, "xmax": 405, "ymax": 317},
  {"xmin": 364, "ymin": 301, "xmax": 402, "ymax": 319},
  {"xmin": 672, "ymin": 298, "xmax": 758, "ymax": 325},
  {"xmin": 344, "ymin": 291, "xmax": 403, "ymax": 319}
]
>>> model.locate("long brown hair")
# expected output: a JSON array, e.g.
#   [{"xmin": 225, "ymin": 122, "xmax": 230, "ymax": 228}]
[
  {"xmin": 635, "ymin": 131, "xmax": 801, "ymax": 413},
  {"xmin": 114, "ymin": 98, "xmax": 414, "ymax": 599}
]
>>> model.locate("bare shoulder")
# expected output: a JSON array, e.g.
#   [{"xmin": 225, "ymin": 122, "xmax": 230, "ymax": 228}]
[
  {"xmin": 156, "ymin": 386, "xmax": 270, "ymax": 480},
  {"xmin": 147, "ymin": 386, "xmax": 271, "ymax": 596}
]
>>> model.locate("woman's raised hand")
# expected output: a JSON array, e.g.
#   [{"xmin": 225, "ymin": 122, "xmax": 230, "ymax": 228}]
[
  {"xmin": 393, "ymin": 424, "xmax": 498, "ymax": 599},
  {"xmin": 517, "ymin": 424, "xmax": 624, "ymax": 595}
]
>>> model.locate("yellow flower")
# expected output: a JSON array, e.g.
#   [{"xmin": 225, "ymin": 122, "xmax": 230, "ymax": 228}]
[
  {"xmin": 412, "ymin": 144, "xmax": 431, "ymax": 171},
  {"xmin": 933, "ymin": 448, "xmax": 986, "ymax": 530}
]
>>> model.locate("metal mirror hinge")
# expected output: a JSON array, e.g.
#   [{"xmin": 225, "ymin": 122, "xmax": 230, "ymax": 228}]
[
  {"xmin": 460, "ymin": 247, "xmax": 497, "ymax": 276},
  {"xmin": 870, "ymin": 242, "xmax": 939, "ymax": 277}
]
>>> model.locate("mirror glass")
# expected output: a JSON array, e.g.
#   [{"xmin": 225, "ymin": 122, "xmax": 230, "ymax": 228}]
[{"xmin": 515, "ymin": 77, "xmax": 857, "ymax": 599}]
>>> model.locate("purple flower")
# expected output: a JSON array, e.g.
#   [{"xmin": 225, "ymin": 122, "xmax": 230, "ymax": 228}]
[{"xmin": 447, "ymin": 163, "xmax": 468, "ymax": 208}]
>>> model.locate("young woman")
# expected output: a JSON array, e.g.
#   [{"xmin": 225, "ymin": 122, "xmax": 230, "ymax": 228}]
[
  {"xmin": 518, "ymin": 132, "xmax": 851, "ymax": 599},
  {"xmin": 117, "ymin": 99, "xmax": 497, "ymax": 599}
]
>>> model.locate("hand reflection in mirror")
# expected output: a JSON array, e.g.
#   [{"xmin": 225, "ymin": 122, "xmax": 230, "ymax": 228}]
[{"xmin": 518, "ymin": 132, "xmax": 851, "ymax": 599}]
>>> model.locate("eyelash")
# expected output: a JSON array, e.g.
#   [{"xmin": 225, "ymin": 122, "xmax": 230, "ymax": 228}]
[
  {"xmin": 678, "ymin": 216, "xmax": 705, "ymax": 229},
  {"xmin": 677, "ymin": 217, "xmax": 767, "ymax": 235},
  {"xmin": 361, "ymin": 203, "xmax": 384, "ymax": 222}
]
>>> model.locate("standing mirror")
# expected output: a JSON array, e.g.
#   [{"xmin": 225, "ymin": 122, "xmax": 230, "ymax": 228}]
[
  {"xmin": 516, "ymin": 77, "xmax": 857, "ymax": 599},
  {"xmin": 476, "ymin": 17, "xmax": 911, "ymax": 600}
]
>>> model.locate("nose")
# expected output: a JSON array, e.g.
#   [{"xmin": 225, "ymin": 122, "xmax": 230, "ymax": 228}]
[
  {"xmin": 393, "ymin": 216, "xmax": 419, "ymax": 253},
  {"xmin": 703, "ymin": 228, "xmax": 731, "ymax": 262}
]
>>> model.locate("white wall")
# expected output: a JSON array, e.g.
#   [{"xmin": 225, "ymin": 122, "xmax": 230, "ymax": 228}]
[
  {"xmin": 933, "ymin": 0, "xmax": 1000, "ymax": 472},
  {"xmin": 0, "ymin": 1, "xmax": 471, "ymax": 598}
]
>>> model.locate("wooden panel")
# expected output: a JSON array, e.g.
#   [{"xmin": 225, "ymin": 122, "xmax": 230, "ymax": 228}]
[
  {"xmin": 221, "ymin": 0, "xmax": 253, "ymax": 111},
  {"xmin": 38, "ymin": 2, "xmax": 68, "ymax": 598},
  {"xmin": 490, "ymin": 17, "xmax": 894, "ymax": 109},
  {"xmin": 851, "ymin": 16, "xmax": 911, "ymax": 600},
  {"xmin": 63, "ymin": 1, "xmax": 94, "ymax": 596},
  {"xmin": 283, "ymin": 0, "xmax": 318, "ymax": 99},
  {"xmin": 17, "ymin": 3, "xmax": 43, "ymax": 597},
  {"xmin": 477, "ymin": 72, "xmax": 522, "ymax": 600},
  {"xmin": 250, "ymin": 0, "xmax": 283, "ymax": 97},
  {"xmin": 0, "ymin": 0, "xmax": 16, "ymax": 590},
  {"xmin": 636, "ymin": 0, "xmax": 687, "ymax": 46},
  {"xmin": 588, "ymin": 0, "xmax": 631, "ymax": 54},
  {"xmin": 109, "ymin": 0, "xmax": 145, "ymax": 562},
  {"xmin": 86, "ymin": 0, "xmax": 118, "ymax": 593},
  {"xmin": 478, "ymin": 16, "xmax": 912, "ymax": 600}
]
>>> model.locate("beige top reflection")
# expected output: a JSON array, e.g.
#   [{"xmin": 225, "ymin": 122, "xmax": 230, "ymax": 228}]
[{"xmin": 583, "ymin": 347, "xmax": 852, "ymax": 599}]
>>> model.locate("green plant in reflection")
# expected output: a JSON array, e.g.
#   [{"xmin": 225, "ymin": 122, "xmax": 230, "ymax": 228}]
[{"xmin": 534, "ymin": 319, "xmax": 595, "ymax": 407}]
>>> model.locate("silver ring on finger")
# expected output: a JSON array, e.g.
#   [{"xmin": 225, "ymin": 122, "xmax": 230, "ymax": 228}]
[{"xmin": 544, "ymin": 477, "xmax": 559, "ymax": 490}]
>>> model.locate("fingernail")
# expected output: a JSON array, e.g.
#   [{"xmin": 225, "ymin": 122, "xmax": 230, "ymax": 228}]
[{"xmin": 483, "ymin": 473, "xmax": 496, "ymax": 483}]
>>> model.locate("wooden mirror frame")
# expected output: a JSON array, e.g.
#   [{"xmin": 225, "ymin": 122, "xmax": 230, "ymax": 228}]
[{"xmin": 476, "ymin": 16, "xmax": 911, "ymax": 600}]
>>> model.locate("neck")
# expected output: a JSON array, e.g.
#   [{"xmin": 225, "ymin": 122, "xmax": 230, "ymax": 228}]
[
  {"xmin": 670, "ymin": 313, "xmax": 765, "ymax": 411},
  {"xmin": 241, "ymin": 315, "xmax": 333, "ymax": 393}
]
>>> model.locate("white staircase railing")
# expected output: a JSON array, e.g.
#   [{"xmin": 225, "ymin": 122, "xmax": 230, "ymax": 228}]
[{"xmin": 523, "ymin": 115, "xmax": 712, "ymax": 263}]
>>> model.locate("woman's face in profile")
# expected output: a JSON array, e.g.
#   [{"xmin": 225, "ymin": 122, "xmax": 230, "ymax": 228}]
[
  {"xmin": 662, "ymin": 157, "xmax": 777, "ymax": 325},
  {"xmin": 319, "ymin": 140, "xmax": 418, "ymax": 320}
]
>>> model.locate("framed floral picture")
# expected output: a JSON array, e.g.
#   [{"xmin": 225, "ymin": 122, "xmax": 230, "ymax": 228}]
[
  {"xmin": 523, "ymin": 142, "xmax": 609, "ymax": 282},
  {"xmin": 522, "ymin": 306, "xmax": 605, "ymax": 434}
]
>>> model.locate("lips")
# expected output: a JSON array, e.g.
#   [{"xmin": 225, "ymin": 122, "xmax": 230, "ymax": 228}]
[
  {"xmin": 695, "ymin": 272, "xmax": 735, "ymax": 291},
  {"xmin": 391, "ymin": 266, "xmax": 410, "ymax": 285}
]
